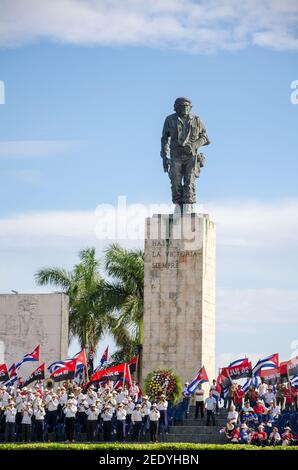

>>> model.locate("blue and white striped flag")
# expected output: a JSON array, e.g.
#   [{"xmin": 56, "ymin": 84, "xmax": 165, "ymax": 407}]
[{"xmin": 291, "ymin": 374, "xmax": 298, "ymax": 387}]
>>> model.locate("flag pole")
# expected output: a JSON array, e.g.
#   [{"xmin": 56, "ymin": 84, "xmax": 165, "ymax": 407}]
[{"xmin": 123, "ymin": 363, "xmax": 126, "ymax": 389}]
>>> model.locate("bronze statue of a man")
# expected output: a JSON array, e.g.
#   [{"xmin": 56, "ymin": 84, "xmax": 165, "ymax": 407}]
[{"xmin": 160, "ymin": 97, "xmax": 210, "ymax": 213}]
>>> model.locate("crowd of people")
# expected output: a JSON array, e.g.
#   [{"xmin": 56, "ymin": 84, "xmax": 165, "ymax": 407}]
[
  {"xmin": 1, "ymin": 377, "xmax": 297, "ymax": 446},
  {"xmin": 213, "ymin": 381, "xmax": 298, "ymax": 446},
  {"xmin": 0, "ymin": 379, "xmax": 168, "ymax": 443}
]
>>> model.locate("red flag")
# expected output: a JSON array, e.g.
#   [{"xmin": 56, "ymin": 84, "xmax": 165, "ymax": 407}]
[
  {"xmin": 127, "ymin": 355, "xmax": 138, "ymax": 375},
  {"xmin": 89, "ymin": 363, "xmax": 126, "ymax": 384},
  {"xmin": 0, "ymin": 363, "xmax": 9, "ymax": 383},
  {"xmin": 51, "ymin": 359, "xmax": 77, "ymax": 382},
  {"xmin": 124, "ymin": 362, "xmax": 132, "ymax": 387}
]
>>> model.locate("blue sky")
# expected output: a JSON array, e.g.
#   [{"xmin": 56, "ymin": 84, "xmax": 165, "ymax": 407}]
[{"xmin": 0, "ymin": 0, "xmax": 298, "ymax": 372}]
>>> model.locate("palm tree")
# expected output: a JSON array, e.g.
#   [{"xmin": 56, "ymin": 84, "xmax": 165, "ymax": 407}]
[
  {"xmin": 35, "ymin": 247, "xmax": 130, "ymax": 355},
  {"xmin": 102, "ymin": 243, "xmax": 144, "ymax": 380}
]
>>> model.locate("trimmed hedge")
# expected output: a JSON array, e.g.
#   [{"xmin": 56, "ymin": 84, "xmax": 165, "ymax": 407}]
[{"xmin": 0, "ymin": 443, "xmax": 298, "ymax": 450}]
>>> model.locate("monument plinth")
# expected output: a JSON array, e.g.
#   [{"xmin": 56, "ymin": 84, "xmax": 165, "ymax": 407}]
[{"xmin": 142, "ymin": 213, "xmax": 215, "ymax": 385}]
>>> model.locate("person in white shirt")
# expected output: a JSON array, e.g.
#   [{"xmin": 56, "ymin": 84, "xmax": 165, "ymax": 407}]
[
  {"xmin": 267, "ymin": 401, "xmax": 281, "ymax": 422},
  {"xmin": 157, "ymin": 394, "xmax": 168, "ymax": 430},
  {"xmin": 34, "ymin": 403, "xmax": 46, "ymax": 442},
  {"xmin": 264, "ymin": 386, "xmax": 276, "ymax": 407},
  {"xmin": 21, "ymin": 404, "xmax": 33, "ymax": 442},
  {"xmin": 57, "ymin": 387, "xmax": 68, "ymax": 408},
  {"xmin": 116, "ymin": 387, "xmax": 126, "ymax": 404},
  {"xmin": 129, "ymin": 381, "xmax": 140, "ymax": 402},
  {"xmin": 124, "ymin": 397, "xmax": 135, "ymax": 434},
  {"xmin": 4, "ymin": 402, "xmax": 17, "ymax": 442},
  {"xmin": 194, "ymin": 386, "xmax": 205, "ymax": 419},
  {"xmin": 116, "ymin": 403, "xmax": 127, "ymax": 441},
  {"xmin": 1, "ymin": 386, "xmax": 11, "ymax": 408},
  {"xmin": 87, "ymin": 388, "xmax": 97, "ymax": 406},
  {"xmin": 149, "ymin": 403, "xmax": 160, "ymax": 442},
  {"xmin": 102, "ymin": 405, "xmax": 113, "ymax": 441},
  {"xmin": 46, "ymin": 392, "xmax": 59, "ymax": 433},
  {"xmin": 141, "ymin": 396, "xmax": 151, "ymax": 436},
  {"xmin": 63, "ymin": 396, "xmax": 77, "ymax": 442},
  {"xmin": 205, "ymin": 391, "xmax": 216, "ymax": 426},
  {"xmin": 86, "ymin": 404, "xmax": 100, "ymax": 442},
  {"xmin": 77, "ymin": 397, "xmax": 89, "ymax": 434},
  {"xmin": 269, "ymin": 426, "xmax": 282, "ymax": 446},
  {"xmin": 258, "ymin": 382, "xmax": 268, "ymax": 399},
  {"xmin": 227, "ymin": 404, "xmax": 239, "ymax": 424},
  {"xmin": 131, "ymin": 404, "xmax": 143, "ymax": 441}
]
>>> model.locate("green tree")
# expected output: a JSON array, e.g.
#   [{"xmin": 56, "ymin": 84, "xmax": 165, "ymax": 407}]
[
  {"xmin": 34, "ymin": 247, "xmax": 131, "ymax": 354},
  {"xmin": 102, "ymin": 243, "xmax": 144, "ymax": 379}
]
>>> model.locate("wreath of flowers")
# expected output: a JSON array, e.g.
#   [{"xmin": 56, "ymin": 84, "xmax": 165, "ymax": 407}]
[{"xmin": 144, "ymin": 368, "xmax": 182, "ymax": 404}]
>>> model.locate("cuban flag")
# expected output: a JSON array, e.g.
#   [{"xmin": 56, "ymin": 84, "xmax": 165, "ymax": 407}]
[
  {"xmin": 47, "ymin": 359, "xmax": 73, "ymax": 375},
  {"xmin": 5, "ymin": 363, "xmax": 18, "ymax": 387},
  {"xmin": 72, "ymin": 348, "xmax": 87, "ymax": 367},
  {"xmin": 252, "ymin": 353, "xmax": 279, "ymax": 376},
  {"xmin": 229, "ymin": 357, "xmax": 249, "ymax": 367},
  {"xmin": 185, "ymin": 366, "xmax": 209, "ymax": 396},
  {"xmin": 15, "ymin": 345, "xmax": 40, "ymax": 370},
  {"xmin": 291, "ymin": 374, "xmax": 298, "ymax": 388},
  {"xmin": 94, "ymin": 346, "xmax": 109, "ymax": 372},
  {"xmin": 71, "ymin": 349, "xmax": 87, "ymax": 384},
  {"xmin": 242, "ymin": 374, "xmax": 261, "ymax": 392}
]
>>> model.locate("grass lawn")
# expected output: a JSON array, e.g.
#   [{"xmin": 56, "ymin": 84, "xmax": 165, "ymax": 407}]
[{"xmin": 0, "ymin": 443, "xmax": 297, "ymax": 450}]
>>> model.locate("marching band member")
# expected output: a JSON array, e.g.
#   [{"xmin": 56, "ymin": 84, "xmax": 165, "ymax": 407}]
[
  {"xmin": 102, "ymin": 404, "xmax": 113, "ymax": 441},
  {"xmin": 86, "ymin": 403, "xmax": 100, "ymax": 442},
  {"xmin": 157, "ymin": 394, "xmax": 168, "ymax": 428},
  {"xmin": 77, "ymin": 395, "xmax": 89, "ymax": 434},
  {"xmin": 21, "ymin": 403, "xmax": 33, "ymax": 442},
  {"xmin": 125, "ymin": 396, "xmax": 135, "ymax": 435},
  {"xmin": 116, "ymin": 402, "xmax": 127, "ymax": 442},
  {"xmin": 131, "ymin": 403, "xmax": 143, "ymax": 441},
  {"xmin": 63, "ymin": 394, "xmax": 77, "ymax": 442},
  {"xmin": 46, "ymin": 392, "xmax": 59, "ymax": 434},
  {"xmin": 149, "ymin": 403, "xmax": 160, "ymax": 443},
  {"xmin": 34, "ymin": 402, "xmax": 46, "ymax": 442},
  {"xmin": 4, "ymin": 401, "xmax": 17, "ymax": 442},
  {"xmin": 141, "ymin": 395, "xmax": 151, "ymax": 436}
]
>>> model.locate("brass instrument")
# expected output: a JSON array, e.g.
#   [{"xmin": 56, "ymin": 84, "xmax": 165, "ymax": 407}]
[{"xmin": 45, "ymin": 378, "xmax": 54, "ymax": 390}]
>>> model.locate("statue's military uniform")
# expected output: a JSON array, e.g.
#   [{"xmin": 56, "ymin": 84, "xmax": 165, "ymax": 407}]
[{"xmin": 161, "ymin": 112, "xmax": 210, "ymax": 206}]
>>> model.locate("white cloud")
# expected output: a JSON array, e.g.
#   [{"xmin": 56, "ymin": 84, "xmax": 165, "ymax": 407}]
[
  {"xmin": 0, "ymin": 140, "xmax": 81, "ymax": 158},
  {"xmin": 0, "ymin": 210, "xmax": 96, "ymax": 248},
  {"xmin": 206, "ymin": 199, "xmax": 298, "ymax": 248},
  {"xmin": 0, "ymin": 0, "xmax": 297, "ymax": 52}
]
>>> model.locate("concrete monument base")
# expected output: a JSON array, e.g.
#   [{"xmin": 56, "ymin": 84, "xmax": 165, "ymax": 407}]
[{"xmin": 142, "ymin": 213, "xmax": 215, "ymax": 386}]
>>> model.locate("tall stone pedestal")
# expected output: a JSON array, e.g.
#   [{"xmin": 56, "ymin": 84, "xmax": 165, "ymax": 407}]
[{"xmin": 142, "ymin": 213, "xmax": 215, "ymax": 386}]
